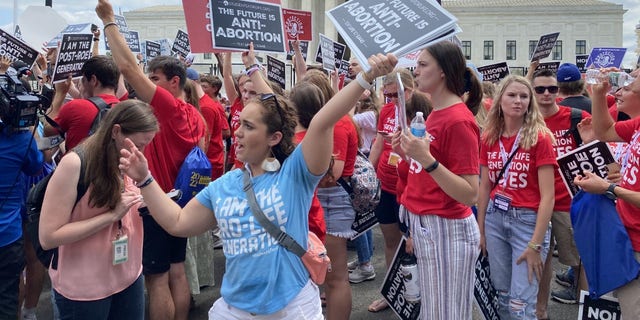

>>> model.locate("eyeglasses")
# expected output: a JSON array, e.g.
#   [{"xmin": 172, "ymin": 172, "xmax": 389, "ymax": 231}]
[
  {"xmin": 534, "ymin": 86, "xmax": 559, "ymax": 94},
  {"xmin": 384, "ymin": 92, "xmax": 399, "ymax": 98}
]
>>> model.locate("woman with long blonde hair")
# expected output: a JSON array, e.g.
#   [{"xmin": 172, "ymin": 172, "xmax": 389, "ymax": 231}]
[{"xmin": 477, "ymin": 75, "xmax": 556, "ymax": 320}]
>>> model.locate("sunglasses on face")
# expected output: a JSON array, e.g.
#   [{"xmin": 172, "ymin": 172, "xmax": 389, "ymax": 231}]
[
  {"xmin": 384, "ymin": 92, "xmax": 399, "ymax": 98},
  {"xmin": 534, "ymin": 86, "xmax": 559, "ymax": 94}
]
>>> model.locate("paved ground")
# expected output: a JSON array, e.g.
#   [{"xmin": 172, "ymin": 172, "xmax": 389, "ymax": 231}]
[{"xmin": 33, "ymin": 227, "xmax": 579, "ymax": 319}]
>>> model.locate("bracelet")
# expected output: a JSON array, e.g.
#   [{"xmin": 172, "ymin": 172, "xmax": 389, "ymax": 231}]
[
  {"xmin": 136, "ymin": 172, "xmax": 154, "ymax": 188},
  {"xmin": 244, "ymin": 65, "xmax": 261, "ymax": 77},
  {"xmin": 103, "ymin": 22, "xmax": 118, "ymax": 33},
  {"xmin": 424, "ymin": 160, "xmax": 439, "ymax": 173},
  {"xmin": 355, "ymin": 72, "xmax": 373, "ymax": 90},
  {"xmin": 527, "ymin": 241, "xmax": 542, "ymax": 252},
  {"xmin": 93, "ymin": 37, "xmax": 100, "ymax": 42}
]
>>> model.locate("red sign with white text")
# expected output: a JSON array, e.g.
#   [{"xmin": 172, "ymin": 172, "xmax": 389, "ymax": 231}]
[
  {"xmin": 282, "ymin": 9, "xmax": 312, "ymax": 42},
  {"xmin": 182, "ymin": 0, "xmax": 282, "ymax": 53}
]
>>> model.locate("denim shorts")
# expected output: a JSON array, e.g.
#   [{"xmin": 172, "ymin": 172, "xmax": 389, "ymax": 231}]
[{"xmin": 316, "ymin": 186, "xmax": 357, "ymax": 239}]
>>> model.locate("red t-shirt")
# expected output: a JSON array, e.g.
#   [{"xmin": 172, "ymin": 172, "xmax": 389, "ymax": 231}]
[
  {"xmin": 228, "ymin": 97, "xmax": 244, "ymax": 169},
  {"xmin": 199, "ymin": 95, "xmax": 229, "ymax": 180},
  {"xmin": 614, "ymin": 117, "xmax": 640, "ymax": 251},
  {"xmin": 334, "ymin": 116, "xmax": 358, "ymax": 177},
  {"xmin": 400, "ymin": 103, "xmax": 480, "ymax": 219},
  {"xmin": 145, "ymin": 86, "xmax": 206, "ymax": 192},
  {"xmin": 55, "ymin": 94, "xmax": 121, "ymax": 151},
  {"xmin": 294, "ymin": 131, "xmax": 327, "ymax": 243},
  {"xmin": 480, "ymin": 132, "xmax": 558, "ymax": 210},
  {"xmin": 544, "ymin": 106, "xmax": 589, "ymax": 211},
  {"xmin": 376, "ymin": 102, "xmax": 400, "ymax": 193}
]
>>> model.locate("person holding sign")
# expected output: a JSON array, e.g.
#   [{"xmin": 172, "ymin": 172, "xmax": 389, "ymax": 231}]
[
  {"xmin": 117, "ymin": 41, "xmax": 397, "ymax": 319},
  {"xmin": 477, "ymin": 75, "xmax": 557, "ymax": 320},
  {"xmin": 575, "ymin": 69, "xmax": 640, "ymax": 319},
  {"xmin": 40, "ymin": 100, "xmax": 157, "ymax": 320},
  {"xmin": 391, "ymin": 41, "xmax": 483, "ymax": 319}
]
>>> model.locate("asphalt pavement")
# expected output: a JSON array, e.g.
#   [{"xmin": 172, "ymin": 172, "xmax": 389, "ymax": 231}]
[{"xmin": 33, "ymin": 227, "xmax": 579, "ymax": 319}]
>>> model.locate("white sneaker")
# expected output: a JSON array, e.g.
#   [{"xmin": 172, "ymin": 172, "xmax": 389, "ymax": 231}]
[
  {"xmin": 347, "ymin": 259, "xmax": 359, "ymax": 271},
  {"xmin": 349, "ymin": 264, "xmax": 375, "ymax": 283}
]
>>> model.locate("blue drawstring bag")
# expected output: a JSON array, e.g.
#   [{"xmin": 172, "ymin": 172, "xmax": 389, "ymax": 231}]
[
  {"xmin": 571, "ymin": 190, "xmax": 640, "ymax": 298},
  {"xmin": 173, "ymin": 146, "xmax": 211, "ymax": 208}
]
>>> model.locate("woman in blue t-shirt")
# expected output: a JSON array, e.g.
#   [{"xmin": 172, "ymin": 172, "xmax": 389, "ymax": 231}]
[{"xmin": 119, "ymin": 42, "xmax": 398, "ymax": 319}]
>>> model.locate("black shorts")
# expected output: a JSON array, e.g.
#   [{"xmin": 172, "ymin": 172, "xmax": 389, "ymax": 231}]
[
  {"xmin": 142, "ymin": 215, "xmax": 187, "ymax": 275},
  {"xmin": 0, "ymin": 238, "xmax": 24, "ymax": 319},
  {"xmin": 374, "ymin": 190, "xmax": 400, "ymax": 225}
]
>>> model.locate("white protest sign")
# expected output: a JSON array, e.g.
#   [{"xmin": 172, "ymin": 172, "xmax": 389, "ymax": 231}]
[{"xmin": 18, "ymin": 6, "xmax": 67, "ymax": 52}]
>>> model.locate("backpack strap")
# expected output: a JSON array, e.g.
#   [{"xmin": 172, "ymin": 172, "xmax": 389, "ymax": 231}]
[
  {"xmin": 50, "ymin": 147, "xmax": 89, "ymax": 269},
  {"xmin": 87, "ymin": 96, "xmax": 114, "ymax": 136},
  {"xmin": 562, "ymin": 108, "xmax": 583, "ymax": 147}
]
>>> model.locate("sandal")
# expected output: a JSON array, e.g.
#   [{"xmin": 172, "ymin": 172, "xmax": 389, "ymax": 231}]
[{"xmin": 368, "ymin": 298, "xmax": 390, "ymax": 312}]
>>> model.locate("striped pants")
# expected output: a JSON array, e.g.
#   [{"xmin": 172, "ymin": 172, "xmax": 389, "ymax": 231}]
[{"xmin": 403, "ymin": 208, "xmax": 480, "ymax": 320}]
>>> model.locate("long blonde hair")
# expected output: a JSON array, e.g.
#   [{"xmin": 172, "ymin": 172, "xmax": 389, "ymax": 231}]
[{"xmin": 482, "ymin": 75, "xmax": 554, "ymax": 149}]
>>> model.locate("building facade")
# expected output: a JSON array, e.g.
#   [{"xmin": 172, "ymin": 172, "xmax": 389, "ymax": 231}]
[{"xmin": 124, "ymin": 0, "xmax": 626, "ymax": 76}]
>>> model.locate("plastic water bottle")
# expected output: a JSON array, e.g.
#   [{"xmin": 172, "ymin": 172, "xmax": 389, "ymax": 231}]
[
  {"xmin": 585, "ymin": 69, "xmax": 635, "ymax": 87},
  {"xmin": 410, "ymin": 112, "xmax": 426, "ymax": 138},
  {"xmin": 400, "ymin": 254, "xmax": 421, "ymax": 303}
]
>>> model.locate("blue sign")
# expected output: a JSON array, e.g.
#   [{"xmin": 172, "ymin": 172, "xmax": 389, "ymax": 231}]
[{"xmin": 585, "ymin": 47, "xmax": 627, "ymax": 69}]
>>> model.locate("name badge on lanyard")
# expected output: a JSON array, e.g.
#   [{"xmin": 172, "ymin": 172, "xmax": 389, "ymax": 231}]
[
  {"xmin": 494, "ymin": 129, "xmax": 521, "ymax": 211},
  {"xmin": 113, "ymin": 221, "xmax": 128, "ymax": 265},
  {"xmin": 493, "ymin": 192, "xmax": 512, "ymax": 211}
]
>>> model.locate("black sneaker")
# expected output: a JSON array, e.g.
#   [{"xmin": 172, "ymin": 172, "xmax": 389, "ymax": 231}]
[{"xmin": 551, "ymin": 287, "xmax": 577, "ymax": 304}]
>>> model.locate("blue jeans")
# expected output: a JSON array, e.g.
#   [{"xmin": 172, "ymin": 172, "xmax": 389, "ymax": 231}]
[
  {"xmin": 485, "ymin": 201, "xmax": 550, "ymax": 320},
  {"xmin": 353, "ymin": 229, "xmax": 373, "ymax": 264},
  {"xmin": 54, "ymin": 275, "xmax": 144, "ymax": 320}
]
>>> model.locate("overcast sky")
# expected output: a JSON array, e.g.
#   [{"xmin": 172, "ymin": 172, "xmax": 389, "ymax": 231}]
[{"xmin": 1, "ymin": 0, "xmax": 639, "ymax": 67}]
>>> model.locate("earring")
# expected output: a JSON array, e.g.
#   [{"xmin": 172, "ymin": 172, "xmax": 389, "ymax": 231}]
[{"xmin": 261, "ymin": 148, "xmax": 281, "ymax": 172}]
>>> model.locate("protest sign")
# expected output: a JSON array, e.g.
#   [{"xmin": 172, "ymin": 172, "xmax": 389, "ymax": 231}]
[
  {"xmin": 105, "ymin": 30, "xmax": 141, "ymax": 53},
  {"xmin": 350, "ymin": 209, "xmax": 378, "ymax": 240},
  {"xmin": 557, "ymin": 141, "xmax": 615, "ymax": 198},
  {"xmin": 282, "ymin": 9, "xmax": 313, "ymax": 42},
  {"xmin": 315, "ymin": 34, "xmax": 346, "ymax": 71},
  {"xmin": 182, "ymin": 0, "xmax": 214, "ymax": 53},
  {"xmin": 51, "ymin": 33, "xmax": 93, "ymax": 83},
  {"xmin": 14, "ymin": 25, "xmax": 23, "ymax": 40},
  {"xmin": 380, "ymin": 237, "xmax": 421, "ymax": 320},
  {"xmin": 47, "ymin": 23, "xmax": 93, "ymax": 48},
  {"xmin": 210, "ymin": 0, "xmax": 286, "ymax": 53},
  {"xmin": 576, "ymin": 54, "xmax": 589, "ymax": 73},
  {"xmin": 286, "ymin": 40, "xmax": 308, "ymax": 62},
  {"xmin": 338, "ymin": 60, "xmax": 349, "ymax": 76},
  {"xmin": 585, "ymin": 47, "xmax": 627, "ymax": 69},
  {"xmin": 535, "ymin": 61, "xmax": 560, "ymax": 73},
  {"xmin": 577, "ymin": 291, "xmax": 622, "ymax": 320},
  {"xmin": 145, "ymin": 40, "xmax": 161, "ymax": 61},
  {"xmin": 474, "ymin": 253, "xmax": 500, "ymax": 320},
  {"xmin": 397, "ymin": 50, "xmax": 421, "ymax": 68},
  {"xmin": 0, "ymin": 28, "xmax": 39, "ymax": 67},
  {"xmin": 327, "ymin": 0, "xmax": 459, "ymax": 72},
  {"xmin": 114, "ymin": 15, "xmax": 129, "ymax": 32},
  {"xmin": 266, "ymin": 55, "xmax": 286, "ymax": 90},
  {"xmin": 155, "ymin": 38, "xmax": 173, "ymax": 56},
  {"xmin": 18, "ymin": 6, "xmax": 67, "ymax": 53},
  {"xmin": 477, "ymin": 62, "xmax": 510, "ymax": 83},
  {"xmin": 171, "ymin": 29, "xmax": 191, "ymax": 58},
  {"xmin": 530, "ymin": 32, "xmax": 560, "ymax": 61},
  {"xmin": 397, "ymin": 73, "xmax": 408, "ymax": 132}
]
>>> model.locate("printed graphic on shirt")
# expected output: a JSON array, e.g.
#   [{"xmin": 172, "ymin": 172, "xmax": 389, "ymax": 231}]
[
  {"xmin": 486, "ymin": 151, "xmax": 531, "ymax": 189},
  {"xmin": 551, "ymin": 129, "xmax": 576, "ymax": 157},
  {"xmin": 622, "ymin": 130, "xmax": 640, "ymax": 186},
  {"xmin": 216, "ymin": 185, "xmax": 287, "ymax": 257}
]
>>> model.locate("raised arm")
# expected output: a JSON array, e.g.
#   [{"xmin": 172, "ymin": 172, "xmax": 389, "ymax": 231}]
[
  {"xmin": 220, "ymin": 52, "xmax": 239, "ymax": 103},
  {"xmin": 590, "ymin": 77, "xmax": 623, "ymax": 142},
  {"xmin": 303, "ymin": 54, "xmax": 396, "ymax": 175},
  {"xmin": 43, "ymin": 77, "xmax": 72, "ymax": 137},
  {"xmin": 242, "ymin": 42, "xmax": 272, "ymax": 94},
  {"xmin": 96, "ymin": 0, "xmax": 156, "ymax": 102},
  {"xmin": 292, "ymin": 38, "xmax": 307, "ymax": 81},
  {"xmin": 119, "ymin": 139, "xmax": 216, "ymax": 237}
]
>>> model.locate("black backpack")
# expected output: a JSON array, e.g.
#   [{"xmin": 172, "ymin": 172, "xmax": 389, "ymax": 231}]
[
  {"xmin": 87, "ymin": 96, "xmax": 114, "ymax": 136},
  {"xmin": 24, "ymin": 149, "xmax": 88, "ymax": 269},
  {"xmin": 563, "ymin": 108, "xmax": 584, "ymax": 146}
]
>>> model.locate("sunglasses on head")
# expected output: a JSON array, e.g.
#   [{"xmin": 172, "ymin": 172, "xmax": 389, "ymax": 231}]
[
  {"xmin": 260, "ymin": 93, "xmax": 284, "ymax": 119},
  {"xmin": 534, "ymin": 86, "xmax": 559, "ymax": 94},
  {"xmin": 384, "ymin": 92, "xmax": 399, "ymax": 98}
]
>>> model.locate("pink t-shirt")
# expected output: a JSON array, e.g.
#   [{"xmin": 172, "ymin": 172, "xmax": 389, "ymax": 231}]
[{"xmin": 50, "ymin": 177, "xmax": 143, "ymax": 300}]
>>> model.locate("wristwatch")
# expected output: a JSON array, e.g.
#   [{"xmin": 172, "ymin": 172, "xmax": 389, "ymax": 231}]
[
  {"xmin": 605, "ymin": 183, "xmax": 618, "ymax": 201},
  {"xmin": 527, "ymin": 241, "xmax": 542, "ymax": 252}
]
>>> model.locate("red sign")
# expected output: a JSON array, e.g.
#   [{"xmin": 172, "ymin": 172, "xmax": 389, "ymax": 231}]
[
  {"xmin": 182, "ymin": 0, "xmax": 282, "ymax": 53},
  {"xmin": 282, "ymin": 9, "xmax": 312, "ymax": 42}
]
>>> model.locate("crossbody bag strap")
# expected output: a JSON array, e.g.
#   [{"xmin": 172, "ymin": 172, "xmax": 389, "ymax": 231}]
[
  {"xmin": 491, "ymin": 146, "xmax": 520, "ymax": 191},
  {"xmin": 242, "ymin": 169, "xmax": 306, "ymax": 257}
]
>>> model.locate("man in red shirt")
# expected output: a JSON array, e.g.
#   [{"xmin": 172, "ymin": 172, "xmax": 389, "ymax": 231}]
[
  {"xmin": 43, "ymin": 56, "xmax": 122, "ymax": 151},
  {"xmin": 532, "ymin": 69, "xmax": 590, "ymax": 317},
  {"xmin": 99, "ymin": 4, "xmax": 205, "ymax": 320}
]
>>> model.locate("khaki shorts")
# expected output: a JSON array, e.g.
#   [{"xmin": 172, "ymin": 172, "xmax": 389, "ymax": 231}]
[{"xmin": 551, "ymin": 211, "xmax": 581, "ymax": 267}]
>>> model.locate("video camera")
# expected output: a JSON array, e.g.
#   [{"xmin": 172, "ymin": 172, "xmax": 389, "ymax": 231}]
[{"xmin": 0, "ymin": 74, "xmax": 51, "ymax": 129}]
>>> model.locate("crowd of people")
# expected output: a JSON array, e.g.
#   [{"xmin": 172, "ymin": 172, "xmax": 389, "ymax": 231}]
[{"xmin": 2, "ymin": 1, "xmax": 640, "ymax": 320}]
